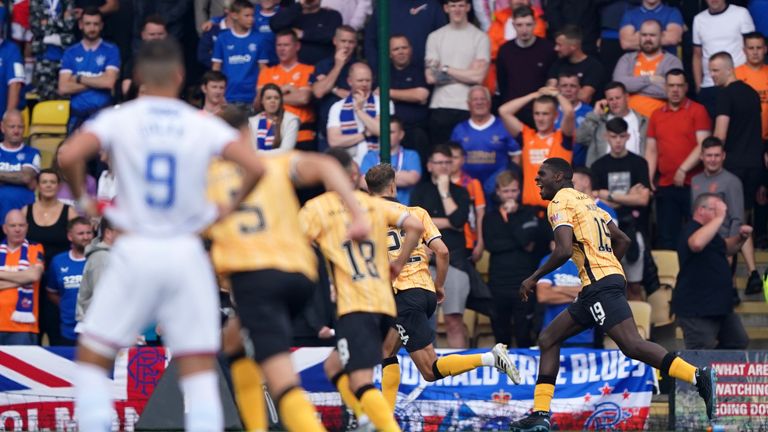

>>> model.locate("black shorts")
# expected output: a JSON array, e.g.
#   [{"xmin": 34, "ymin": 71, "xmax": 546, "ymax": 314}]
[
  {"xmin": 394, "ymin": 288, "xmax": 437, "ymax": 353},
  {"xmin": 567, "ymin": 274, "xmax": 633, "ymax": 331},
  {"xmin": 230, "ymin": 269, "xmax": 316, "ymax": 362},
  {"xmin": 335, "ymin": 312, "xmax": 394, "ymax": 372}
]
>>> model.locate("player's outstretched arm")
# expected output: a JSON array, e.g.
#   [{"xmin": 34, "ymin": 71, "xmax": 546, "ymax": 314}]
[
  {"xmin": 520, "ymin": 225, "xmax": 573, "ymax": 301},
  {"xmin": 606, "ymin": 220, "xmax": 630, "ymax": 261},
  {"xmin": 427, "ymin": 237, "xmax": 450, "ymax": 303},
  {"xmin": 390, "ymin": 215, "xmax": 425, "ymax": 279},
  {"xmin": 220, "ymin": 136, "xmax": 267, "ymax": 218},
  {"xmin": 58, "ymin": 132, "xmax": 102, "ymax": 214},
  {"xmin": 293, "ymin": 152, "xmax": 370, "ymax": 241}
]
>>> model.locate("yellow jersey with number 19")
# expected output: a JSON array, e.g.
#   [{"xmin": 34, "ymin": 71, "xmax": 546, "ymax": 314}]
[
  {"xmin": 547, "ymin": 187, "xmax": 625, "ymax": 287},
  {"xmin": 299, "ymin": 190, "xmax": 408, "ymax": 317},
  {"xmin": 206, "ymin": 151, "xmax": 317, "ymax": 279},
  {"xmin": 384, "ymin": 200, "xmax": 442, "ymax": 293}
]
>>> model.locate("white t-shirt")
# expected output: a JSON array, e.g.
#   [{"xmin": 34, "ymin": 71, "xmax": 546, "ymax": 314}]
[
  {"xmin": 326, "ymin": 94, "xmax": 395, "ymax": 166},
  {"xmin": 606, "ymin": 111, "xmax": 642, "ymax": 156},
  {"xmin": 693, "ymin": 4, "xmax": 755, "ymax": 88},
  {"xmin": 84, "ymin": 96, "xmax": 239, "ymax": 235},
  {"xmin": 425, "ymin": 22, "xmax": 491, "ymax": 110}
]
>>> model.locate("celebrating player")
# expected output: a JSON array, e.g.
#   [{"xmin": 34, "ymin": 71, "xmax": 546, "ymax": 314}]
[
  {"xmin": 299, "ymin": 149, "xmax": 426, "ymax": 432},
  {"xmin": 207, "ymin": 106, "xmax": 370, "ymax": 432},
  {"xmin": 58, "ymin": 39, "xmax": 266, "ymax": 432},
  {"xmin": 364, "ymin": 163, "xmax": 521, "ymax": 411},
  {"xmin": 509, "ymin": 158, "xmax": 716, "ymax": 432}
]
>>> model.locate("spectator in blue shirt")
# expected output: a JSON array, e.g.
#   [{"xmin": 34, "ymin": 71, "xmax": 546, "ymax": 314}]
[
  {"xmin": 619, "ymin": 0, "xmax": 684, "ymax": 53},
  {"xmin": 0, "ymin": 38, "xmax": 25, "ymax": 129},
  {"xmin": 0, "ymin": 111, "xmax": 39, "ymax": 223},
  {"xmin": 450, "ymin": 85, "xmax": 521, "ymax": 199},
  {"xmin": 254, "ymin": 0, "xmax": 280, "ymax": 65},
  {"xmin": 57, "ymin": 8, "xmax": 120, "ymax": 134},
  {"xmin": 536, "ymin": 249, "xmax": 595, "ymax": 347},
  {"xmin": 46, "ymin": 217, "xmax": 93, "ymax": 346},
  {"xmin": 212, "ymin": 0, "xmax": 270, "ymax": 107},
  {"xmin": 360, "ymin": 116, "xmax": 422, "ymax": 204},
  {"xmin": 556, "ymin": 73, "xmax": 593, "ymax": 167}
]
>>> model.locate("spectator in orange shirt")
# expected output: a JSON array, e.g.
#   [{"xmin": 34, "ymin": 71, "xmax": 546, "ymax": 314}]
[
  {"xmin": 256, "ymin": 29, "xmax": 316, "ymax": 151},
  {"xmin": 448, "ymin": 141, "xmax": 486, "ymax": 263},
  {"xmin": 484, "ymin": 0, "xmax": 546, "ymax": 94},
  {"xmin": 498, "ymin": 86, "xmax": 574, "ymax": 211},
  {"xmin": 0, "ymin": 210, "xmax": 44, "ymax": 345},
  {"xmin": 735, "ymin": 32, "xmax": 768, "ymax": 142}
]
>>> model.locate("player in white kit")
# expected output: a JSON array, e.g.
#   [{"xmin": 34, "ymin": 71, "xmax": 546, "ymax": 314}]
[{"xmin": 57, "ymin": 39, "xmax": 266, "ymax": 432}]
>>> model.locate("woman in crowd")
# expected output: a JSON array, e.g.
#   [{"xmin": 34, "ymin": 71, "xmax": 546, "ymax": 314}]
[{"xmin": 249, "ymin": 83, "xmax": 299, "ymax": 153}]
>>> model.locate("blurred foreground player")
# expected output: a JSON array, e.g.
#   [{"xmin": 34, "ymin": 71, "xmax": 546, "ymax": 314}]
[
  {"xmin": 365, "ymin": 163, "xmax": 520, "ymax": 411},
  {"xmin": 208, "ymin": 106, "xmax": 370, "ymax": 431},
  {"xmin": 58, "ymin": 39, "xmax": 266, "ymax": 432},
  {"xmin": 510, "ymin": 158, "xmax": 717, "ymax": 431},
  {"xmin": 299, "ymin": 149, "xmax": 426, "ymax": 432}
]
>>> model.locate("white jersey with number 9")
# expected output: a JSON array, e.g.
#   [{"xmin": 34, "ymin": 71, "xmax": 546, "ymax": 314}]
[{"xmin": 83, "ymin": 97, "xmax": 238, "ymax": 235}]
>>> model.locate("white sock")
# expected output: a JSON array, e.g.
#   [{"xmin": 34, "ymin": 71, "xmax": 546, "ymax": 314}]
[
  {"xmin": 180, "ymin": 370, "xmax": 223, "ymax": 432},
  {"xmin": 75, "ymin": 362, "xmax": 113, "ymax": 432},
  {"xmin": 481, "ymin": 352, "xmax": 495, "ymax": 367}
]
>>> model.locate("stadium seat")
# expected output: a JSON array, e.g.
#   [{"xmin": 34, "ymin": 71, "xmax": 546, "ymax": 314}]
[
  {"xmin": 604, "ymin": 300, "xmax": 652, "ymax": 349},
  {"xmin": 648, "ymin": 250, "xmax": 678, "ymax": 327},
  {"xmin": 30, "ymin": 135, "xmax": 65, "ymax": 169},
  {"xmin": 476, "ymin": 250, "xmax": 490, "ymax": 283},
  {"xmin": 29, "ymin": 100, "xmax": 69, "ymax": 136},
  {"xmin": 21, "ymin": 107, "xmax": 29, "ymax": 138}
]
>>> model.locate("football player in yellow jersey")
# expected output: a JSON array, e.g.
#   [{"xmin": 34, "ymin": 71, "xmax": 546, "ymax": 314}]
[
  {"xmin": 207, "ymin": 107, "xmax": 370, "ymax": 432},
  {"xmin": 299, "ymin": 149, "xmax": 427, "ymax": 432},
  {"xmin": 510, "ymin": 158, "xmax": 716, "ymax": 432},
  {"xmin": 364, "ymin": 164, "xmax": 521, "ymax": 411}
]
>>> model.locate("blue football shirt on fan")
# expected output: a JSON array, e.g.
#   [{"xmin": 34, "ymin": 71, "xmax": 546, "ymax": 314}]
[
  {"xmin": 539, "ymin": 255, "xmax": 594, "ymax": 346},
  {"xmin": 254, "ymin": 4, "xmax": 279, "ymax": 65},
  {"xmin": 0, "ymin": 144, "xmax": 40, "ymax": 222},
  {"xmin": 212, "ymin": 28, "xmax": 270, "ymax": 103},
  {"xmin": 0, "ymin": 39, "xmax": 25, "ymax": 118},
  {"xmin": 47, "ymin": 251, "xmax": 87, "ymax": 341},
  {"xmin": 556, "ymin": 102, "xmax": 592, "ymax": 167},
  {"xmin": 60, "ymin": 40, "xmax": 121, "ymax": 114},
  {"xmin": 450, "ymin": 116, "xmax": 521, "ymax": 198}
]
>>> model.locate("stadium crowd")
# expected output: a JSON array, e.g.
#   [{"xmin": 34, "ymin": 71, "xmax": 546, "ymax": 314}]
[{"xmin": 0, "ymin": 0, "xmax": 767, "ymax": 359}]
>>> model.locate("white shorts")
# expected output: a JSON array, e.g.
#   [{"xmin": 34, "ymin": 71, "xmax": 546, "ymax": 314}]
[{"xmin": 80, "ymin": 234, "xmax": 221, "ymax": 357}]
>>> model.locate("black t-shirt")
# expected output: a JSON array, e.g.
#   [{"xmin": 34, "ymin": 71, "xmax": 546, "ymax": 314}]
[
  {"xmin": 715, "ymin": 80, "xmax": 763, "ymax": 170},
  {"xmin": 673, "ymin": 221, "xmax": 734, "ymax": 317},
  {"xmin": 391, "ymin": 62, "xmax": 430, "ymax": 125},
  {"xmin": 496, "ymin": 38, "xmax": 557, "ymax": 103},
  {"xmin": 409, "ymin": 181, "xmax": 470, "ymax": 264},
  {"xmin": 591, "ymin": 152, "xmax": 651, "ymax": 232},
  {"xmin": 547, "ymin": 55, "xmax": 605, "ymax": 94},
  {"xmin": 311, "ymin": 57, "xmax": 353, "ymax": 137}
]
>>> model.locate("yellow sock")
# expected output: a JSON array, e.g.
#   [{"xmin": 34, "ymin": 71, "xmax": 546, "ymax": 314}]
[
  {"xmin": 435, "ymin": 354, "xmax": 484, "ymax": 377},
  {"xmin": 278, "ymin": 387, "xmax": 326, "ymax": 432},
  {"xmin": 334, "ymin": 373, "xmax": 363, "ymax": 418},
  {"xmin": 231, "ymin": 358, "xmax": 267, "ymax": 431},
  {"xmin": 532, "ymin": 383, "xmax": 555, "ymax": 413},
  {"xmin": 669, "ymin": 357, "xmax": 697, "ymax": 384},
  {"xmin": 381, "ymin": 357, "xmax": 400, "ymax": 410},
  {"xmin": 358, "ymin": 387, "xmax": 401, "ymax": 432}
]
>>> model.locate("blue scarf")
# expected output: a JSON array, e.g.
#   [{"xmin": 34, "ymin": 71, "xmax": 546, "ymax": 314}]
[
  {"xmin": 255, "ymin": 115, "xmax": 275, "ymax": 150},
  {"xmin": 0, "ymin": 240, "xmax": 37, "ymax": 324},
  {"xmin": 340, "ymin": 94, "xmax": 378, "ymax": 151}
]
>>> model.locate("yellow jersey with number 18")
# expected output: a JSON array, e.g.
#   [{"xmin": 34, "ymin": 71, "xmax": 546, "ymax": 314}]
[
  {"xmin": 299, "ymin": 190, "xmax": 408, "ymax": 317},
  {"xmin": 206, "ymin": 151, "xmax": 317, "ymax": 279},
  {"xmin": 547, "ymin": 188, "xmax": 625, "ymax": 287},
  {"xmin": 384, "ymin": 200, "xmax": 442, "ymax": 293}
]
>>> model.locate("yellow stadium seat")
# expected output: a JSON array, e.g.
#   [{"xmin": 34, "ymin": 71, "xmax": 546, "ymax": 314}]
[
  {"xmin": 30, "ymin": 100, "xmax": 69, "ymax": 136},
  {"xmin": 648, "ymin": 250, "xmax": 678, "ymax": 327},
  {"xmin": 476, "ymin": 250, "xmax": 490, "ymax": 282},
  {"xmin": 30, "ymin": 135, "xmax": 65, "ymax": 169},
  {"xmin": 21, "ymin": 107, "xmax": 29, "ymax": 138},
  {"xmin": 604, "ymin": 300, "xmax": 653, "ymax": 348}
]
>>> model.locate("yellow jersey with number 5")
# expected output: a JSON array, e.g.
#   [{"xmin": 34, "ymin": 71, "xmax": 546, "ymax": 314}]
[
  {"xmin": 299, "ymin": 191, "xmax": 407, "ymax": 317},
  {"xmin": 547, "ymin": 187, "xmax": 625, "ymax": 287},
  {"xmin": 383, "ymin": 200, "xmax": 442, "ymax": 293},
  {"xmin": 206, "ymin": 151, "xmax": 317, "ymax": 279}
]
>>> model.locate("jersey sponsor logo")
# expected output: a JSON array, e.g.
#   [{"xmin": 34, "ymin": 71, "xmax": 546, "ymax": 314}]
[
  {"xmin": 259, "ymin": 24, "xmax": 271, "ymax": 33},
  {"xmin": 0, "ymin": 161, "xmax": 22, "ymax": 171},
  {"xmin": 553, "ymin": 273, "xmax": 581, "ymax": 286},
  {"xmin": 228, "ymin": 54, "xmax": 253, "ymax": 64},
  {"xmin": 62, "ymin": 274, "xmax": 82, "ymax": 290}
]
